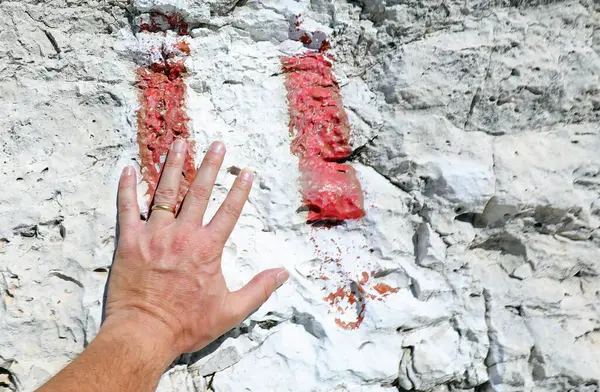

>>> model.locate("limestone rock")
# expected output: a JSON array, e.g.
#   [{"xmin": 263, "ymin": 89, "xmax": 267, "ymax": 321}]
[{"xmin": 1, "ymin": 0, "xmax": 599, "ymax": 391}]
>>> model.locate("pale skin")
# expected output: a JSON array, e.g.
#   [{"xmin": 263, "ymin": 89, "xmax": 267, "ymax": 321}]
[{"xmin": 37, "ymin": 140, "xmax": 289, "ymax": 392}]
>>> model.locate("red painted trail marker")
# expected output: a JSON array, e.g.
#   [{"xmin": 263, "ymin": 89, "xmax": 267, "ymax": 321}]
[
  {"xmin": 283, "ymin": 23, "xmax": 397, "ymax": 330},
  {"xmin": 135, "ymin": 15, "xmax": 196, "ymax": 208},
  {"xmin": 281, "ymin": 52, "xmax": 365, "ymax": 222}
]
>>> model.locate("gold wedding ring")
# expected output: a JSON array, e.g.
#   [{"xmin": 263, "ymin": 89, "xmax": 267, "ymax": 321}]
[{"xmin": 151, "ymin": 203, "xmax": 176, "ymax": 214}]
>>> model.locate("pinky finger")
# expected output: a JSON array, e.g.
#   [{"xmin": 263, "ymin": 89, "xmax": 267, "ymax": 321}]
[{"xmin": 117, "ymin": 166, "xmax": 141, "ymax": 230}]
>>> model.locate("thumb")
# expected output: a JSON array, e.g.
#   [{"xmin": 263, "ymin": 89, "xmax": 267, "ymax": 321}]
[{"xmin": 225, "ymin": 268, "xmax": 289, "ymax": 325}]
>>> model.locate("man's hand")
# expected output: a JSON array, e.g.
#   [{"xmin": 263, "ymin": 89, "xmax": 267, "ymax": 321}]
[
  {"xmin": 106, "ymin": 139, "xmax": 288, "ymax": 355},
  {"xmin": 37, "ymin": 140, "xmax": 289, "ymax": 391}
]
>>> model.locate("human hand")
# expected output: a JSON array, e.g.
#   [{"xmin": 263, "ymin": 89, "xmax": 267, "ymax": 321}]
[{"xmin": 104, "ymin": 140, "xmax": 289, "ymax": 359}]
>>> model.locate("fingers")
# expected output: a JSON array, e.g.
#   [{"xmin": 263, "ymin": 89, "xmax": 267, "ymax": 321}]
[
  {"xmin": 178, "ymin": 141, "xmax": 225, "ymax": 225},
  {"xmin": 207, "ymin": 169, "xmax": 253, "ymax": 241},
  {"xmin": 224, "ymin": 268, "xmax": 289, "ymax": 325},
  {"xmin": 117, "ymin": 166, "xmax": 140, "ymax": 230},
  {"xmin": 149, "ymin": 139, "xmax": 187, "ymax": 225}
]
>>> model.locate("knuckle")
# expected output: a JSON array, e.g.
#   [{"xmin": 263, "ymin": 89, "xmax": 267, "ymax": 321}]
[
  {"xmin": 164, "ymin": 159, "xmax": 182, "ymax": 169},
  {"xmin": 149, "ymin": 233, "xmax": 169, "ymax": 254},
  {"xmin": 222, "ymin": 203, "xmax": 241, "ymax": 220},
  {"xmin": 208, "ymin": 235, "xmax": 224, "ymax": 250},
  {"xmin": 193, "ymin": 241, "xmax": 219, "ymax": 262},
  {"xmin": 232, "ymin": 182, "xmax": 248, "ymax": 193},
  {"xmin": 189, "ymin": 184, "xmax": 211, "ymax": 202},
  {"xmin": 203, "ymin": 154, "xmax": 221, "ymax": 169},
  {"xmin": 193, "ymin": 247, "xmax": 212, "ymax": 262},
  {"xmin": 117, "ymin": 235, "xmax": 138, "ymax": 253},
  {"xmin": 164, "ymin": 154, "xmax": 183, "ymax": 168},
  {"xmin": 118, "ymin": 200, "xmax": 135, "ymax": 215},
  {"xmin": 171, "ymin": 231, "xmax": 193, "ymax": 254},
  {"xmin": 154, "ymin": 187, "xmax": 178, "ymax": 201}
]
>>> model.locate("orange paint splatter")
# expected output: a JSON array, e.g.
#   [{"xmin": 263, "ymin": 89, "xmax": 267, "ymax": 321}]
[
  {"xmin": 335, "ymin": 303, "xmax": 366, "ymax": 330},
  {"xmin": 359, "ymin": 271, "xmax": 369, "ymax": 285},
  {"xmin": 323, "ymin": 287, "xmax": 348, "ymax": 305},
  {"xmin": 320, "ymin": 265, "xmax": 399, "ymax": 330},
  {"xmin": 373, "ymin": 283, "xmax": 400, "ymax": 296},
  {"xmin": 174, "ymin": 41, "xmax": 191, "ymax": 55}
]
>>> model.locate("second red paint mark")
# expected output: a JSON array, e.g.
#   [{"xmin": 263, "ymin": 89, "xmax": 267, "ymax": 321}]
[{"xmin": 281, "ymin": 53, "xmax": 365, "ymax": 222}]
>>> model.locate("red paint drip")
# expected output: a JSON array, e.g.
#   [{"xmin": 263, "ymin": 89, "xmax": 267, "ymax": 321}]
[{"xmin": 282, "ymin": 53, "xmax": 365, "ymax": 222}]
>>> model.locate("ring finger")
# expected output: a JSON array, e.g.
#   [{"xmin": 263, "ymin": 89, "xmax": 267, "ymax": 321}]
[{"xmin": 149, "ymin": 139, "xmax": 187, "ymax": 225}]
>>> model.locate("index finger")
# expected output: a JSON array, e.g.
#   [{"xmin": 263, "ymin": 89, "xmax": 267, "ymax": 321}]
[{"xmin": 207, "ymin": 169, "xmax": 253, "ymax": 241}]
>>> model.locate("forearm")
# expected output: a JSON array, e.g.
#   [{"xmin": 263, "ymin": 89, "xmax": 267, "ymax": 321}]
[{"xmin": 37, "ymin": 314, "xmax": 177, "ymax": 392}]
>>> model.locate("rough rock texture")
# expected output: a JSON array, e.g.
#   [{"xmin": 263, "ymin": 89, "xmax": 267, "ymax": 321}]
[{"xmin": 1, "ymin": 0, "xmax": 599, "ymax": 391}]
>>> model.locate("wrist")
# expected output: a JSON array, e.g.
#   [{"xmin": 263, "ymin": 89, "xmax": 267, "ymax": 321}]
[{"xmin": 99, "ymin": 311, "xmax": 180, "ymax": 370}]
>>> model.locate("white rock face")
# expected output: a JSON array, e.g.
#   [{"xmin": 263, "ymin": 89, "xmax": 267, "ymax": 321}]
[{"xmin": 1, "ymin": 0, "xmax": 599, "ymax": 392}]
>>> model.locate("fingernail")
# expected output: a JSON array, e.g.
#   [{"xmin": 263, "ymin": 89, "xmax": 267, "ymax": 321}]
[
  {"xmin": 210, "ymin": 141, "xmax": 225, "ymax": 154},
  {"xmin": 239, "ymin": 169, "xmax": 254, "ymax": 183},
  {"xmin": 172, "ymin": 139, "xmax": 187, "ymax": 153},
  {"xmin": 276, "ymin": 269, "xmax": 289, "ymax": 288},
  {"xmin": 122, "ymin": 166, "xmax": 133, "ymax": 176}
]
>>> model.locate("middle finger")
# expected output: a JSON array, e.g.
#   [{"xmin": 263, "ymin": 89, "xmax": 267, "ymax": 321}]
[
  {"xmin": 178, "ymin": 141, "xmax": 225, "ymax": 226},
  {"xmin": 149, "ymin": 139, "xmax": 187, "ymax": 225}
]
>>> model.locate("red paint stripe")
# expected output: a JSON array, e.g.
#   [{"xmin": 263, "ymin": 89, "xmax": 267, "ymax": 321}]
[
  {"xmin": 282, "ymin": 53, "xmax": 365, "ymax": 221},
  {"xmin": 136, "ymin": 22, "xmax": 195, "ymax": 207}
]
